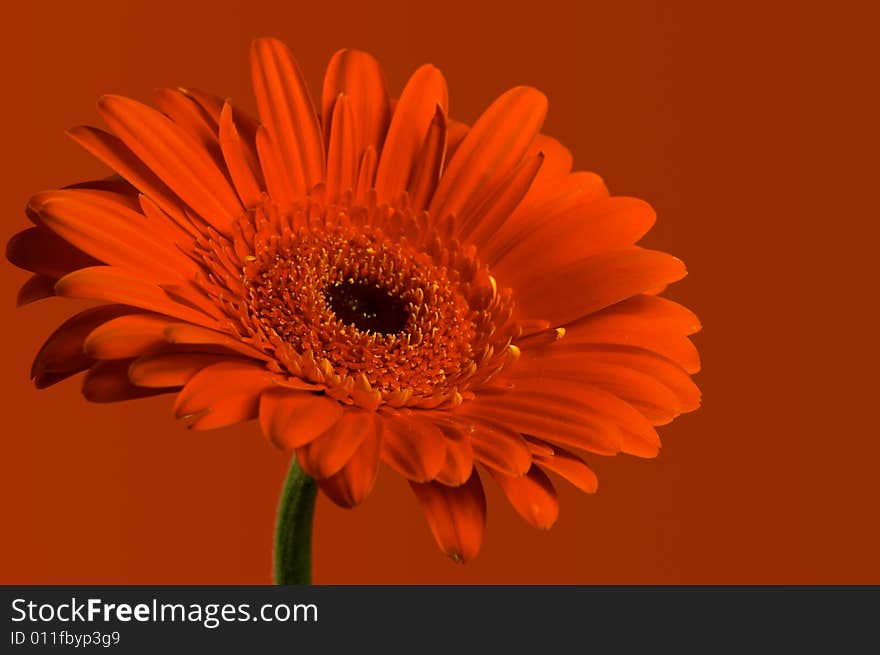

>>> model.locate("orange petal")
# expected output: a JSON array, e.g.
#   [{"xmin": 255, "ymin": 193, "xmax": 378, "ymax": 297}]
[
  {"xmin": 526, "ymin": 438, "xmax": 598, "ymax": 493},
  {"xmin": 529, "ymin": 134, "xmax": 573, "ymax": 182},
  {"xmin": 498, "ymin": 374, "xmax": 660, "ymax": 458},
  {"xmin": 459, "ymin": 150, "xmax": 544, "ymax": 247},
  {"xmin": 324, "ymin": 95, "xmax": 358, "ymax": 202},
  {"xmin": 16, "ymin": 274, "xmax": 56, "ymax": 307},
  {"xmin": 493, "ymin": 196, "xmax": 657, "ymax": 289},
  {"xmin": 97, "ymin": 95, "xmax": 242, "ymax": 235},
  {"xmin": 129, "ymin": 352, "xmax": 233, "ymax": 388},
  {"xmin": 255, "ymin": 126, "xmax": 295, "ymax": 208},
  {"xmin": 152, "ymin": 87, "xmax": 224, "ymax": 168},
  {"xmin": 174, "ymin": 360, "xmax": 275, "ymax": 429},
  {"xmin": 250, "ymin": 38, "xmax": 324, "ymax": 197},
  {"xmin": 82, "ymin": 359, "xmax": 171, "ymax": 403},
  {"xmin": 410, "ymin": 470, "xmax": 486, "ymax": 563},
  {"xmin": 429, "ymin": 86, "xmax": 547, "ymax": 221},
  {"xmin": 318, "ymin": 427, "xmax": 382, "ymax": 507},
  {"xmin": 321, "ymin": 49, "xmax": 390, "ymax": 158},
  {"xmin": 30, "ymin": 189, "xmax": 196, "ymax": 281},
  {"xmin": 7, "ymin": 226, "xmax": 99, "ymax": 278},
  {"xmin": 219, "ymin": 102, "xmax": 264, "ymax": 207},
  {"xmin": 485, "ymin": 171, "xmax": 609, "ymax": 267},
  {"xmin": 296, "ymin": 409, "xmax": 377, "ymax": 478},
  {"xmin": 564, "ymin": 345, "xmax": 701, "ymax": 413},
  {"xmin": 55, "ymin": 267, "xmax": 219, "ymax": 329},
  {"xmin": 374, "ymin": 64, "xmax": 448, "ymax": 204},
  {"xmin": 568, "ymin": 294, "xmax": 701, "ymax": 336},
  {"xmin": 67, "ymin": 125, "xmax": 192, "ymax": 233},
  {"xmin": 83, "ymin": 313, "xmax": 172, "ymax": 359},
  {"xmin": 380, "ymin": 413, "xmax": 447, "ymax": 482},
  {"xmin": 465, "ymin": 417, "xmax": 532, "ymax": 477},
  {"xmin": 354, "ymin": 146, "xmax": 378, "ymax": 204},
  {"xmin": 31, "ymin": 305, "xmax": 134, "ymax": 388},
  {"xmin": 515, "ymin": 247, "xmax": 687, "ymax": 327},
  {"xmin": 162, "ymin": 322, "xmax": 270, "ymax": 361},
  {"xmin": 489, "ymin": 465, "xmax": 559, "ymax": 529},
  {"xmin": 407, "ymin": 106, "xmax": 447, "ymax": 212},
  {"xmin": 461, "ymin": 393, "xmax": 621, "ymax": 456},
  {"xmin": 432, "ymin": 421, "xmax": 475, "ymax": 487},
  {"xmin": 258, "ymin": 387, "xmax": 344, "ymax": 449},
  {"xmin": 559, "ymin": 300, "xmax": 701, "ymax": 373}
]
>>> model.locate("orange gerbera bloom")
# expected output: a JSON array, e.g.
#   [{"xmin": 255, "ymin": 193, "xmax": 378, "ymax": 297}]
[{"xmin": 8, "ymin": 38, "xmax": 700, "ymax": 565}]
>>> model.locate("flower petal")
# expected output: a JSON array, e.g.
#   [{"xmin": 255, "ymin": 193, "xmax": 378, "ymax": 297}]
[
  {"xmin": 461, "ymin": 392, "xmax": 621, "ymax": 456},
  {"xmin": 97, "ymin": 95, "xmax": 242, "ymax": 235},
  {"xmin": 485, "ymin": 171, "xmax": 609, "ymax": 267},
  {"xmin": 410, "ymin": 470, "xmax": 486, "ymax": 563},
  {"xmin": 490, "ymin": 464, "xmax": 559, "ymax": 529},
  {"xmin": 324, "ymin": 94, "xmax": 358, "ymax": 202},
  {"xmin": 493, "ymin": 196, "xmax": 657, "ymax": 289},
  {"xmin": 526, "ymin": 437, "xmax": 598, "ymax": 494},
  {"xmin": 318, "ymin": 427, "xmax": 382, "ymax": 507},
  {"xmin": 128, "ymin": 352, "xmax": 233, "ymax": 388},
  {"xmin": 174, "ymin": 360, "xmax": 275, "ymax": 429},
  {"xmin": 30, "ymin": 189, "xmax": 197, "ymax": 281},
  {"xmin": 83, "ymin": 359, "xmax": 170, "ymax": 403},
  {"xmin": 463, "ymin": 417, "xmax": 532, "ymax": 477},
  {"xmin": 498, "ymin": 375, "xmax": 660, "ymax": 458},
  {"xmin": 31, "ymin": 305, "xmax": 134, "ymax": 388},
  {"xmin": 162, "ymin": 323, "xmax": 270, "ymax": 361},
  {"xmin": 515, "ymin": 247, "xmax": 687, "ymax": 327},
  {"xmin": 83, "ymin": 313, "xmax": 173, "ymax": 359},
  {"xmin": 380, "ymin": 413, "xmax": 447, "ymax": 482},
  {"xmin": 432, "ymin": 420, "xmax": 475, "ymax": 487},
  {"xmin": 66, "ymin": 125, "xmax": 192, "ymax": 233},
  {"xmin": 430, "ymin": 86, "xmax": 547, "ymax": 222},
  {"xmin": 296, "ymin": 409, "xmax": 376, "ymax": 479},
  {"xmin": 460, "ymin": 150, "xmax": 544, "ymax": 247},
  {"xmin": 250, "ymin": 37, "xmax": 324, "ymax": 197},
  {"xmin": 219, "ymin": 101, "xmax": 264, "ymax": 207},
  {"xmin": 55, "ymin": 266, "xmax": 219, "ymax": 329},
  {"xmin": 374, "ymin": 64, "xmax": 448, "ymax": 204},
  {"xmin": 16, "ymin": 274, "xmax": 56, "ymax": 307},
  {"xmin": 258, "ymin": 387, "xmax": 343, "ymax": 449},
  {"xmin": 152, "ymin": 87, "xmax": 224, "ymax": 168},
  {"xmin": 321, "ymin": 49, "xmax": 390, "ymax": 158},
  {"xmin": 7, "ymin": 226, "xmax": 99, "ymax": 279}
]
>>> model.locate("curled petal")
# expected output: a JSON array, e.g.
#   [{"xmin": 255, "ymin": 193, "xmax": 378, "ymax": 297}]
[
  {"xmin": 174, "ymin": 361, "xmax": 276, "ymax": 429},
  {"xmin": 318, "ymin": 427, "xmax": 382, "ymax": 508},
  {"xmin": 83, "ymin": 360, "xmax": 170, "ymax": 403},
  {"xmin": 258, "ymin": 388, "xmax": 343, "ymax": 449},
  {"xmin": 489, "ymin": 465, "xmax": 559, "ymax": 530},
  {"xmin": 296, "ymin": 409, "xmax": 377, "ymax": 479},
  {"xmin": 380, "ymin": 413, "xmax": 447, "ymax": 482},
  {"xmin": 31, "ymin": 305, "xmax": 134, "ymax": 388},
  {"xmin": 410, "ymin": 470, "xmax": 486, "ymax": 563}
]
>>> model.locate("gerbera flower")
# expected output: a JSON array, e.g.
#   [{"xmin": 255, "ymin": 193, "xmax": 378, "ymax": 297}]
[{"xmin": 7, "ymin": 38, "xmax": 700, "ymax": 575}]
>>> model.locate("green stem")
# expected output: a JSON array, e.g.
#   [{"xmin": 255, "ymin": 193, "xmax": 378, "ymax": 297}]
[{"xmin": 273, "ymin": 457, "xmax": 317, "ymax": 585}]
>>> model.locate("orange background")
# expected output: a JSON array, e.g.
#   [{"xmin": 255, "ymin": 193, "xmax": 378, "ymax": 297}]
[{"xmin": 1, "ymin": 0, "xmax": 876, "ymax": 584}]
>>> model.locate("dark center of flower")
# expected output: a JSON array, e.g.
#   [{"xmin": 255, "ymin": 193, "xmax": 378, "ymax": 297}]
[{"xmin": 323, "ymin": 280, "xmax": 409, "ymax": 335}]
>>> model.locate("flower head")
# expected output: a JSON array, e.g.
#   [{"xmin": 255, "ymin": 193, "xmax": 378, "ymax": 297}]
[{"xmin": 7, "ymin": 39, "xmax": 700, "ymax": 562}]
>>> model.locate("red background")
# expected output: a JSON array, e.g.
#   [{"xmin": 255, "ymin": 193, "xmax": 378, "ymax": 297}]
[{"xmin": 2, "ymin": 0, "xmax": 877, "ymax": 583}]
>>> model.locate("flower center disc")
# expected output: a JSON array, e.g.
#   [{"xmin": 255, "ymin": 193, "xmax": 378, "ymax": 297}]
[
  {"xmin": 324, "ymin": 280, "xmax": 409, "ymax": 335},
  {"xmin": 198, "ymin": 196, "xmax": 518, "ymax": 408}
]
